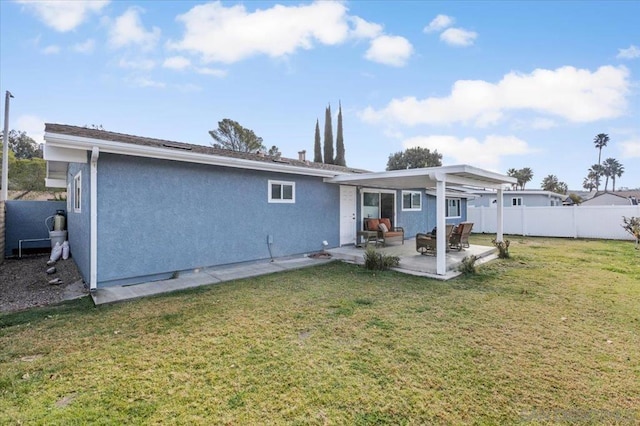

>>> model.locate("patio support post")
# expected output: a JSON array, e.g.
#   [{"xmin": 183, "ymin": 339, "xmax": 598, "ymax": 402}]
[
  {"xmin": 436, "ymin": 177, "xmax": 446, "ymax": 275},
  {"xmin": 496, "ymin": 186, "xmax": 504, "ymax": 242}
]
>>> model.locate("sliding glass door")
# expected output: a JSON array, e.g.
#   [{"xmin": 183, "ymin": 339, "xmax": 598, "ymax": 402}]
[{"xmin": 361, "ymin": 190, "xmax": 396, "ymax": 228}]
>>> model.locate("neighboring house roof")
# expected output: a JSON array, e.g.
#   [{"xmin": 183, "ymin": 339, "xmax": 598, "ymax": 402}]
[
  {"xmin": 44, "ymin": 123, "xmax": 368, "ymax": 186},
  {"xmin": 581, "ymin": 191, "xmax": 638, "ymax": 205},
  {"xmin": 467, "ymin": 189, "xmax": 566, "ymax": 198}
]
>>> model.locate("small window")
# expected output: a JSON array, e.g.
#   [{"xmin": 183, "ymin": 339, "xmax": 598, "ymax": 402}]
[
  {"xmin": 73, "ymin": 171, "xmax": 82, "ymax": 213},
  {"xmin": 512, "ymin": 197, "xmax": 523, "ymax": 206},
  {"xmin": 402, "ymin": 191, "xmax": 422, "ymax": 211},
  {"xmin": 268, "ymin": 180, "xmax": 295, "ymax": 203},
  {"xmin": 446, "ymin": 198, "xmax": 461, "ymax": 218}
]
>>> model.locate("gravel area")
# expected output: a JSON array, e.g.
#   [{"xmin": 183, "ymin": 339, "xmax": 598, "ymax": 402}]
[{"xmin": 0, "ymin": 255, "xmax": 87, "ymax": 314}]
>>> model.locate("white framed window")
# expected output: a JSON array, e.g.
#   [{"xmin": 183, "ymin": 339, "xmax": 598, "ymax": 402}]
[
  {"xmin": 73, "ymin": 171, "xmax": 82, "ymax": 213},
  {"xmin": 512, "ymin": 197, "xmax": 523, "ymax": 206},
  {"xmin": 268, "ymin": 180, "xmax": 295, "ymax": 203},
  {"xmin": 402, "ymin": 191, "xmax": 422, "ymax": 211},
  {"xmin": 446, "ymin": 198, "xmax": 461, "ymax": 218}
]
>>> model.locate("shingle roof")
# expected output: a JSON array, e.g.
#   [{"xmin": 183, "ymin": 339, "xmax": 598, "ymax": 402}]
[{"xmin": 45, "ymin": 123, "xmax": 369, "ymax": 174}]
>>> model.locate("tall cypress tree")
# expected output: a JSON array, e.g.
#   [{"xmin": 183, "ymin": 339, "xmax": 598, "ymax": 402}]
[
  {"xmin": 335, "ymin": 101, "xmax": 346, "ymax": 166},
  {"xmin": 313, "ymin": 118, "xmax": 322, "ymax": 163},
  {"xmin": 323, "ymin": 104, "xmax": 334, "ymax": 164}
]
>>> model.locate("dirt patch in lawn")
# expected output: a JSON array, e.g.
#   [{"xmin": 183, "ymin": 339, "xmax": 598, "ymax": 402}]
[{"xmin": 0, "ymin": 255, "xmax": 87, "ymax": 314}]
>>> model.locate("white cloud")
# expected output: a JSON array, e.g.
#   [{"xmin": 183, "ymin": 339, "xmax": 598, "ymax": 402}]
[
  {"xmin": 620, "ymin": 137, "xmax": 640, "ymax": 158},
  {"xmin": 73, "ymin": 39, "xmax": 95, "ymax": 54},
  {"xmin": 17, "ymin": 0, "xmax": 108, "ymax": 32},
  {"xmin": 130, "ymin": 77, "xmax": 166, "ymax": 88},
  {"xmin": 617, "ymin": 45, "xmax": 640, "ymax": 59},
  {"xmin": 42, "ymin": 45, "xmax": 60, "ymax": 55},
  {"xmin": 360, "ymin": 65, "xmax": 630, "ymax": 127},
  {"xmin": 109, "ymin": 7, "xmax": 160, "ymax": 50},
  {"xmin": 403, "ymin": 134, "xmax": 534, "ymax": 168},
  {"xmin": 168, "ymin": 1, "xmax": 401, "ymax": 66},
  {"xmin": 350, "ymin": 16, "xmax": 383, "ymax": 39},
  {"xmin": 530, "ymin": 118, "xmax": 557, "ymax": 129},
  {"xmin": 118, "ymin": 58, "xmax": 156, "ymax": 70},
  {"xmin": 163, "ymin": 56, "xmax": 191, "ymax": 70},
  {"xmin": 424, "ymin": 14, "xmax": 454, "ymax": 33},
  {"xmin": 440, "ymin": 27, "xmax": 477, "ymax": 47},
  {"xmin": 365, "ymin": 35, "xmax": 413, "ymax": 67},
  {"xmin": 194, "ymin": 67, "xmax": 227, "ymax": 77},
  {"xmin": 16, "ymin": 115, "xmax": 45, "ymax": 145}
]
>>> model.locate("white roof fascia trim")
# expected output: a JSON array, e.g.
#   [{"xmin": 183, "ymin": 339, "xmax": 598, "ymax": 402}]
[
  {"xmin": 45, "ymin": 178, "xmax": 67, "ymax": 188},
  {"xmin": 44, "ymin": 132, "xmax": 346, "ymax": 179}
]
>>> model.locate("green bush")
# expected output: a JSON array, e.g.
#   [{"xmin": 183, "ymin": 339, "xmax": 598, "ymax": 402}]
[
  {"xmin": 458, "ymin": 255, "xmax": 478, "ymax": 274},
  {"xmin": 363, "ymin": 247, "xmax": 400, "ymax": 271},
  {"xmin": 492, "ymin": 239, "xmax": 511, "ymax": 259}
]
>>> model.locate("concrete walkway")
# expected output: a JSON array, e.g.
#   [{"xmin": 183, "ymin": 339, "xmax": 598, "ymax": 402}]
[{"xmin": 91, "ymin": 255, "xmax": 333, "ymax": 306}]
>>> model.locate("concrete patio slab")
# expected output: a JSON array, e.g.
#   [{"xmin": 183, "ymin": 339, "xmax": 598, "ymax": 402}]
[
  {"xmin": 91, "ymin": 256, "xmax": 333, "ymax": 306},
  {"xmin": 328, "ymin": 240, "xmax": 496, "ymax": 280}
]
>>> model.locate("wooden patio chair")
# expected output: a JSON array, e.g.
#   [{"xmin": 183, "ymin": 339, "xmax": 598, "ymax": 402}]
[
  {"xmin": 416, "ymin": 224, "xmax": 454, "ymax": 256},
  {"xmin": 449, "ymin": 222, "xmax": 474, "ymax": 251}
]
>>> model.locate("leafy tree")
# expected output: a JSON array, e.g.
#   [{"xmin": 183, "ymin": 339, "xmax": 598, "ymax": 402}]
[
  {"xmin": 209, "ymin": 119, "xmax": 266, "ymax": 153},
  {"xmin": 568, "ymin": 193, "xmax": 582, "ymax": 205},
  {"xmin": 593, "ymin": 133, "xmax": 609, "ymax": 165},
  {"xmin": 386, "ymin": 147, "xmax": 442, "ymax": 170},
  {"xmin": 541, "ymin": 174, "xmax": 568, "ymax": 194},
  {"xmin": 11, "ymin": 157, "xmax": 46, "ymax": 191},
  {"xmin": 335, "ymin": 101, "xmax": 346, "ymax": 166},
  {"xmin": 507, "ymin": 167, "xmax": 534, "ymax": 190},
  {"xmin": 313, "ymin": 119, "xmax": 322, "ymax": 163},
  {"xmin": 323, "ymin": 105, "xmax": 334, "ymax": 164},
  {"xmin": 1, "ymin": 130, "xmax": 41, "ymax": 159},
  {"xmin": 602, "ymin": 157, "xmax": 624, "ymax": 192},
  {"xmin": 268, "ymin": 145, "xmax": 281, "ymax": 158}
]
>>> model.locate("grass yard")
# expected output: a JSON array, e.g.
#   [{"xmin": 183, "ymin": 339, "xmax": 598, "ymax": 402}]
[{"xmin": 1, "ymin": 236, "xmax": 639, "ymax": 424}]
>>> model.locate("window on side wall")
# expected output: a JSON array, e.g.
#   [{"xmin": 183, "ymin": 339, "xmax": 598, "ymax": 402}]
[
  {"xmin": 268, "ymin": 180, "xmax": 295, "ymax": 203},
  {"xmin": 512, "ymin": 197, "xmax": 523, "ymax": 206},
  {"xmin": 446, "ymin": 198, "xmax": 461, "ymax": 218},
  {"xmin": 402, "ymin": 191, "xmax": 422, "ymax": 211},
  {"xmin": 73, "ymin": 171, "xmax": 82, "ymax": 213}
]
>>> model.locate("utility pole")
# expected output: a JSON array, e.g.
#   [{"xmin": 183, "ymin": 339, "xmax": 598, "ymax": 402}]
[{"xmin": 1, "ymin": 91, "xmax": 14, "ymax": 201}]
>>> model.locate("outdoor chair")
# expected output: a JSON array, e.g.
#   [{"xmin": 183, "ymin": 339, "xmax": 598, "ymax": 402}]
[
  {"xmin": 364, "ymin": 218, "xmax": 404, "ymax": 246},
  {"xmin": 449, "ymin": 222, "xmax": 474, "ymax": 251},
  {"xmin": 416, "ymin": 224, "xmax": 454, "ymax": 256}
]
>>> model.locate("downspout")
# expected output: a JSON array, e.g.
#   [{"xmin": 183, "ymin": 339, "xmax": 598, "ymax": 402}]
[{"xmin": 90, "ymin": 147, "xmax": 99, "ymax": 290}]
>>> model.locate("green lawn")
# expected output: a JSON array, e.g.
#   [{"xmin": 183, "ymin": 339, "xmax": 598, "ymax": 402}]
[{"xmin": 1, "ymin": 236, "xmax": 639, "ymax": 424}]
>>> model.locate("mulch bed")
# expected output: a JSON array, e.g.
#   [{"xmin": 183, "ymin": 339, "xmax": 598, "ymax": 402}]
[{"xmin": 0, "ymin": 255, "xmax": 85, "ymax": 314}]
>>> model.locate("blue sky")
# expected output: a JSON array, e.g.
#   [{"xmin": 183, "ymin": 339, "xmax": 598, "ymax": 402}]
[{"xmin": 1, "ymin": 0, "xmax": 638, "ymax": 191}]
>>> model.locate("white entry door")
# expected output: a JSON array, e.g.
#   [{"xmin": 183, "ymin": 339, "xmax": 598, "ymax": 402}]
[{"xmin": 339, "ymin": 185, "xmax": 357, "ymax": 246}]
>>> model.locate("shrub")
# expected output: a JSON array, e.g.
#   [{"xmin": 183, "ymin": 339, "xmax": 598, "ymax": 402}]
[
  {"xmin": 458, "ymin": 255, "xmax": 478, "ymax": 275},
  {"xmin": 363, "ymin": 247, "xmax": 400, "ymax": 271},
  {"xmin": 492, "ymin": 239, "xmax": 511, "ymax": 259},
  {"xmin": 621, "ymin": 216, "xmax": 640, "ymax": 249}
]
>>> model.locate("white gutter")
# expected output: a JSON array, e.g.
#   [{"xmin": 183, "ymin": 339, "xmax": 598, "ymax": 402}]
[
  {"xmin": 90, "ymin": 147, "xmax": 99, "ymax": 290},
  {"xmin": 44, "ymin": 132, "xmax": 347, "ymax": 179}
]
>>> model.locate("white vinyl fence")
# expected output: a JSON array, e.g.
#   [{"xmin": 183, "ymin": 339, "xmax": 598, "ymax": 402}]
[{"xmin": 468, "ymin": 205, "xmax": 640, "ymax": 240}]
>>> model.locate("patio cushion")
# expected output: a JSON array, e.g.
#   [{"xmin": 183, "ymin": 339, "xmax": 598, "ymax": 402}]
[
  {"xmin": 380, "ymin": 218, "xmax": 392, "ymax": 230},
  {"xmin": 367, "ymin": 219, "xmax": 380, "ymax": 231},
  {"xmin": 378, "ymin": 223, "xmax": 389, "ymax": 233}
]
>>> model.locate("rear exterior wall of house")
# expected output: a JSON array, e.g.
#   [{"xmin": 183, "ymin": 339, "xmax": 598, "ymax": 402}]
[{"xmin": 82, "ymin": 153, "xmax": 341, "ymax": 287}]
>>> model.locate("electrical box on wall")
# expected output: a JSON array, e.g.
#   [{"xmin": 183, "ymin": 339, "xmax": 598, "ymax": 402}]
[{"xmin": 267, "ymin": 235, "xmax": 273, "ymax": 244}]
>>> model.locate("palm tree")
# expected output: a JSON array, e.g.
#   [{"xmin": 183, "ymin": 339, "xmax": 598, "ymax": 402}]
[
  {"xmin": 541, "ymin": 174, "xmax": 559, "ymax": 191},
  {"xmin": 506, "ymin": 168, "xmax": 519, "ymax": 190},
  {"xmin": 588, "ymin": 164, "xmax": 605, "ymax": 192},
  {"xmin": 582, "ymin": 175, "xmax": 598, "ymax": 192},
  {"xmin": 519, "ymin": 167, "xmax": 533, "ymax": 190},
  {"xmin": 593, "ymin": 133, "xmax": 609, "ymax": 165},
  {"xmin": 602, "ymin": 158, "xmax": 624, "ymax": 192}
]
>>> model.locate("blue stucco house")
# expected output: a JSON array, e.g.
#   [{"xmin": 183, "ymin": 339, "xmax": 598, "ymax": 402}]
[
  {"xmin": 468, "ymin": 189, "xmax": 566, "ymax": 207},
  {"xmin": 43, "ymin": 124, "xmax": 514, "ymax": 290}
]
